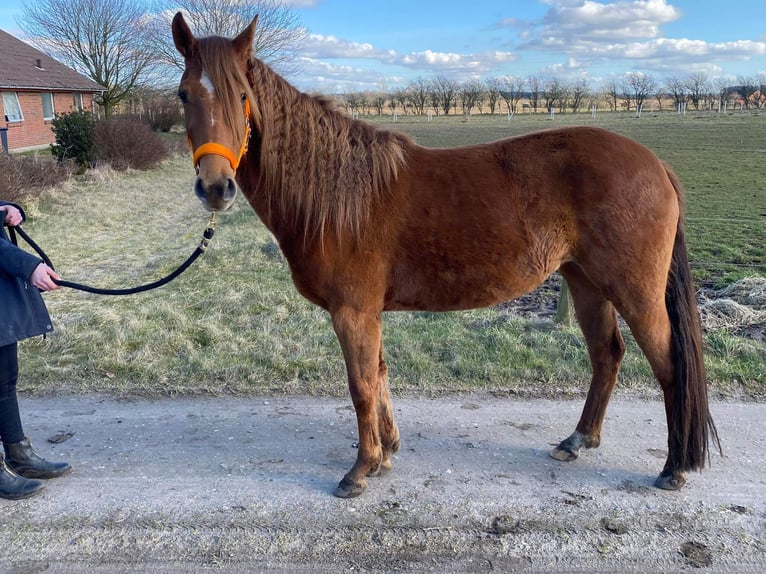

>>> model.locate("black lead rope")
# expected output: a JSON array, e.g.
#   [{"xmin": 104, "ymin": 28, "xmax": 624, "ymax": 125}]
[{"xmin": 9, "ymin": 215, "xmax": 216, "ymax": 295}]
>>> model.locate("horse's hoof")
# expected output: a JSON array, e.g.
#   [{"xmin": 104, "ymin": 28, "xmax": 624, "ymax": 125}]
[
  {"xmin": 375, "ymin": 457, "xmax": 394, "ymax": 476},
  {"xmin": 655, "ymin": 471, "xmax": 686, "ymax": 491},
  {"xmin": 333, "ymin": 476, "xmax": 366, "ymax": 498},
  {"xmin": 550, "ymin": 445, "xmax": 579, "ymax": 462}
]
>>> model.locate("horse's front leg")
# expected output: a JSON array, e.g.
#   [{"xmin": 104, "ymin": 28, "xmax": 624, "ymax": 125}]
[{"xmin": 331, "ymin": 306, "xmax": 397, "ymax": 498}]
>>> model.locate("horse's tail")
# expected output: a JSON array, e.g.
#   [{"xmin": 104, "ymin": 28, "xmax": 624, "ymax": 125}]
[{"xmin": 664, "ymin": 166, "xmax": 721, "ymax": 472}]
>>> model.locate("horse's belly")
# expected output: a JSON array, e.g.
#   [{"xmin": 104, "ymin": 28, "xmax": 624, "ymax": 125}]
[{"xmin": 385, "ymin": 267, "xmax": 544, "ymax": 312}]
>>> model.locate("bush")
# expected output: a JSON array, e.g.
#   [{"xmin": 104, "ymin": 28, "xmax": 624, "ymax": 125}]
[
  {"xmin": 0, "ymin": 153, "xmax": 71, "ymax": 204},
  {"xmin": 50, "ymin": 110, "xmax": 96, "ymax": 167},
  {"xmin": 145, "ymin": 93, "xmax": 184, "ymax": 133},
  {"xmin": 92, "ymin": 116, "xmax": 169, "ymax": 170}
]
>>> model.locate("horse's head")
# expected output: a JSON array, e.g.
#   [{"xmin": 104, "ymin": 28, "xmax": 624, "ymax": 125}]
[{"xmin": 172, "ymin": 12, "xmax": 257, "ymax": 212}]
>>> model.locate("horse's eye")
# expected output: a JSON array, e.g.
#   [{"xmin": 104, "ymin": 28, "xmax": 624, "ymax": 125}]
[{"xmin": 178, "ymin": 90, "xmax": 188, "ymax": 104}]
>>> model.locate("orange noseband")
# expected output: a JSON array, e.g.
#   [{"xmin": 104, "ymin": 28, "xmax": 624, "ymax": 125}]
[{"xmin": 191, "ymin": 98, "xmax": 251, "ymax": 172}]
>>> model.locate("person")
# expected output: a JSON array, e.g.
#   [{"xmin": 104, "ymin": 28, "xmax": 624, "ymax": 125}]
[{"xmin": 0, "ymin": 200, "xmax": 71, "ymax": 500}]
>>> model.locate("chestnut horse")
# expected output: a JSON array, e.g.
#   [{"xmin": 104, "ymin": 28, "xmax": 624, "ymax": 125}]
[{"xmin": 172, "ymin": 13, "xmax": 720, "ymax": 498}]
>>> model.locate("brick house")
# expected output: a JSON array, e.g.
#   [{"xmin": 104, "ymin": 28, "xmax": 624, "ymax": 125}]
[{"xmin": 0, "ymin": 28, "xmax": 103, "ymax": 152}]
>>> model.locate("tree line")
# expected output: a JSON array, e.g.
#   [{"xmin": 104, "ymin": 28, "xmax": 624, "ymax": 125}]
[{"xmin": 341, "ymin": 72, "xmax": 766, "ymax": 118}]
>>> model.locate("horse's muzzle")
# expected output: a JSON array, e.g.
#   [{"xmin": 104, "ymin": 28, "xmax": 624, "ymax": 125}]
[{"xmin": 194, "ymin": 176, "xmax": 238, "ymax": 211}]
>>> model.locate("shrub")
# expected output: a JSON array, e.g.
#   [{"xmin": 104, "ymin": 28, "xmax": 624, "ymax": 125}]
[
  {"xmin": 164, "ymin": 133, "xmax": 193, "ymax": 157},
  {"xmin": 50, "ymin": 110, "xmax": 96, "ymax": 167},
  {"xmin": 0, "ymin": 153, "xmax": 71, "ymax": 204},
  {"xmin": 145, "ymin": 94, "xmax": 184, "ymax": 133},
  {"xmin": 92, "ymin": 116, "xmax": 169, "ymax": 170}
]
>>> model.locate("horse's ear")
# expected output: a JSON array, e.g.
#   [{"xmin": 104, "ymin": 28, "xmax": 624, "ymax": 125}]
[
  {"xmin": 233, "ymin": 15, "xmax": 258, "ymax": 60},
  {"xmin": 172, "ymin": 12, "xmax": 197, "ymax": 59}
]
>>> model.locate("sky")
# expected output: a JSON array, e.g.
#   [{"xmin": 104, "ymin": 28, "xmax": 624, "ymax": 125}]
[{"xmin": 2, "ymin": 0, "xmax": 765, "ymax": 92}]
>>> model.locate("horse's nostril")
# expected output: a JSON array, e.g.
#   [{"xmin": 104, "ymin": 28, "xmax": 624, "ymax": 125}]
[
  {"xmin": 223, "ymin": 178, "xmax": 237, "ymax": 202},
  {"xmin": 194, "ymin": 177, "xmax": 207, "ymax": 201}
]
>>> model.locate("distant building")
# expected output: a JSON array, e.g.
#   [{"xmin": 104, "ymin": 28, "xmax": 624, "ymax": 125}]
[{"xmin": 0, "ymin": 29, "xmax": 103, "ymax": 152}]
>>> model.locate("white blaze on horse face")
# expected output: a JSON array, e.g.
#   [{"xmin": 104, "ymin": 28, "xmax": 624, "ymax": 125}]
[{"xmin": 200, "ymin": 70, "xmax": 217, "ymax": 127}]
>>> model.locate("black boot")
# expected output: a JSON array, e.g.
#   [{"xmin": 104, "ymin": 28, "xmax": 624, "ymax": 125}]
[
  {"xmin": 3, "ymin": 437, "xmax": 71, "ymax": 479},
  {"xmin": 0, "ymin": 452, "xmax": 44, "ymax": 500}
]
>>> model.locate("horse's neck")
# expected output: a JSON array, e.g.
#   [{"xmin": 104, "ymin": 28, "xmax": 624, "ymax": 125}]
[{"xmin": 238, "ymin": 161, "xmax": 315, "ymax": 257}]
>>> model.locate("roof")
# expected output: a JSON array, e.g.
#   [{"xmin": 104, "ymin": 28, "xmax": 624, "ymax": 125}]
[{"xmin": 0, "ymin": 29, "xmax": 103, "ymax": 93}]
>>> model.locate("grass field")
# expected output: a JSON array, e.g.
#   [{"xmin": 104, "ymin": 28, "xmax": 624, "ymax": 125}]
[{"xmin": 15, "ymin": 110, "xmax": 766, "ymax": 399}]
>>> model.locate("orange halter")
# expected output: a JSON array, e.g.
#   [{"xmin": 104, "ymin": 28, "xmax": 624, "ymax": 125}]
[{"xmin": 191, "ymin": 98, "xmax": 251, "ymax": 173}]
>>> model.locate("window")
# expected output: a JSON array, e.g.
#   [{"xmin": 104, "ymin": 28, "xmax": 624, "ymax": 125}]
[
  {"xmin": 2, "ymin": 92, "xmax": 23, "ymax": 122},
  {"xmin": 41, "ymin": 92, "xmax": 54, "ymax": 120},
  {"xmin": 73, "ymin": 92, "xmax": 83, "ymax": 110}
]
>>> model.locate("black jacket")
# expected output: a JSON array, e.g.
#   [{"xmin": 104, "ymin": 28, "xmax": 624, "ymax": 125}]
[{"xmin": 0, "ymin": 200, "xmax": 54, "ymax": 347}]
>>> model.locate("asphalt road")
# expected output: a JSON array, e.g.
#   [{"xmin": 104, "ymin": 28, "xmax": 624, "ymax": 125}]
[{"xmin": 0, "ymin": 394, "xmax": 764, "ymax": 573}]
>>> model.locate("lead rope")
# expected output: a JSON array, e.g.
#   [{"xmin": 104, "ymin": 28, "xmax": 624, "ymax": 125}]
[{"xmin": 9, "ymin": 213, "xmax": 216, "ymax": 296}]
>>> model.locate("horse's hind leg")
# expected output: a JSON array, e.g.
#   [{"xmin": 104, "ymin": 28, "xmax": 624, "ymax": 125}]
[
  {"xmin": 615, "ymin": 299, "xmax": 687, "ymax": 490},
  {"xmin": 331, "ymin": 306, "xmax": 399, "ymax": 498},
  {"xmin": 376, "ymin": 345, "xmax": 400, "ymax": 475},
  {"xmin": 550, "ymin": 263, "xmax": 626, "ymax": 462}
]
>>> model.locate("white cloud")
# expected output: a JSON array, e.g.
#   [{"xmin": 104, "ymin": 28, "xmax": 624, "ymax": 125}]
[
  {"xmin": 303, "ymin": 34, "xmax": 378, "ymax": 59},
  {"xmin": 543, "ymin": 0, "xmax": 681, "ymax": 40},
  {"xmin": 576, "ymin": 37, "xmax": 766, "ymax": 62},
  {"xmin": 303, "ymin": 33, "xmax": 515, "ymax": 74},
  {"xmin": 513, "ymin": 0, "xmax": 766, "ymax": 75}
]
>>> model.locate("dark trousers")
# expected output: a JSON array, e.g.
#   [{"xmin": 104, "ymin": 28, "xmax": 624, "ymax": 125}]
[{"xmin": 0, "ymin": 343, "xmax": 24, "ymax": 444}]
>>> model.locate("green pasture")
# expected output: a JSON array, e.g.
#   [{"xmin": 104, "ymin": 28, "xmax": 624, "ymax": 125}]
[{"xmin": 16, "ymin": 111, "xmax": 766, "ymax": 399}]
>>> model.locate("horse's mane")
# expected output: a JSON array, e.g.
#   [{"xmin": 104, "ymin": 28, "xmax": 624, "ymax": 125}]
[{"xmin": 197, "ymin": 37, "xmax": 412, "ymax": 242}]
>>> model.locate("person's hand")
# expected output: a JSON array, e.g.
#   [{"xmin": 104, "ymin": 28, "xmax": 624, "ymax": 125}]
[
  {"xmin": 0, "ymin": 205, "xmax": 23, "ymax": 227},
  {"xmin": 29, "ymin": 263, "xmax": 61, "ymax": 291}
]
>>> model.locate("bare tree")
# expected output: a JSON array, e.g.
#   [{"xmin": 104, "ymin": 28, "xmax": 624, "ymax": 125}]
[
  {"xmin": 359, "ymin": 92, "xmax": 372, "ymax": 116},
  {"xmin": 393, "ymin": 89, "xmax": 409, "ymax": 115},
  {"xmin": 344, "ymin": 92, "xmax": 362, "ymax": 115},
  {"xmin": 624, "ymin": 72, "xmax": 657, "ymax": 113},
  {"xmin": 371, "ymin": 92, "xmax": 386, "ymax": 116},
  {"xmin": 459, "ymin": 80, "xmax": 485, "ymax": 117},
  {"xmin": 664, "ymin": 76, "xmax": 687, "ymax": 109},
  {"xmin": 406, "ymin": 78, "xmax": 429, "ymax": 116},
  {"xmin": 568, "ymin": 79, "xmax": 590, "ymax": 113},
  {"xmin": 602, "ymin": 80, "xmax": 621, "ymax": 111},
  {"xmin": 736, "ymin": 76, "xmax": 760, "ymax": 108},
  {"xmin": 558, "ymin": 83, "xmax": 572, "ymax": 112},
  {"xmin": 712, "ymin": 77, "xmax": 732, "ymax": 112},
  {"xmin": 542, "ymin": 77, "xmax": 564, "ymax": 112},
  {"xmin": 149, "ymin": 0, "xmax": 305, "ymax": 77},
  {"xmin": 427, "ymin": 81, "xmax": 441, "ymax": 116},
  {"xmin": 499, "ymin": 76, "xmax": 526, "ymax": 115},
  {"xmin": 757, "ymin": 73, "xmax": 766, "ymax": 109},
  {"xmin": 19, "ymin": 0, "xmax": 155, "ymax": 116},
  {"xmin": 431, "ymin": 76, "xmax": 459, "ymax": 116},
  {"xmin": 484, "ymin": 78, "xmax": 501, "ymax": 114},
  {"xmin": 685, "ymin": 72, "xmax": 710, "ymax": 110},
  {"xmin": 388, "ymin": 90, "xmax": 402, "ymax": 115},
  {"xmin": 527, "ymin": 76, "xmax": 541, "ymax": 112},
  {"xmin": 653, "ymin": 84, "xmax": 666, "ymax": 112}
]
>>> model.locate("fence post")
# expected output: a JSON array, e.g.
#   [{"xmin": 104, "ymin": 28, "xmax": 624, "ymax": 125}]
[{"xmin": 554, "ymin": 279, "xmax": 575, "ymax": 326}]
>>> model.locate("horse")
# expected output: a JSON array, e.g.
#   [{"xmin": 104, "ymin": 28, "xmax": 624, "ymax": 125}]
[{"xmin": 171, "ymin": 13, "xmax": 720, "ymax": 498}]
